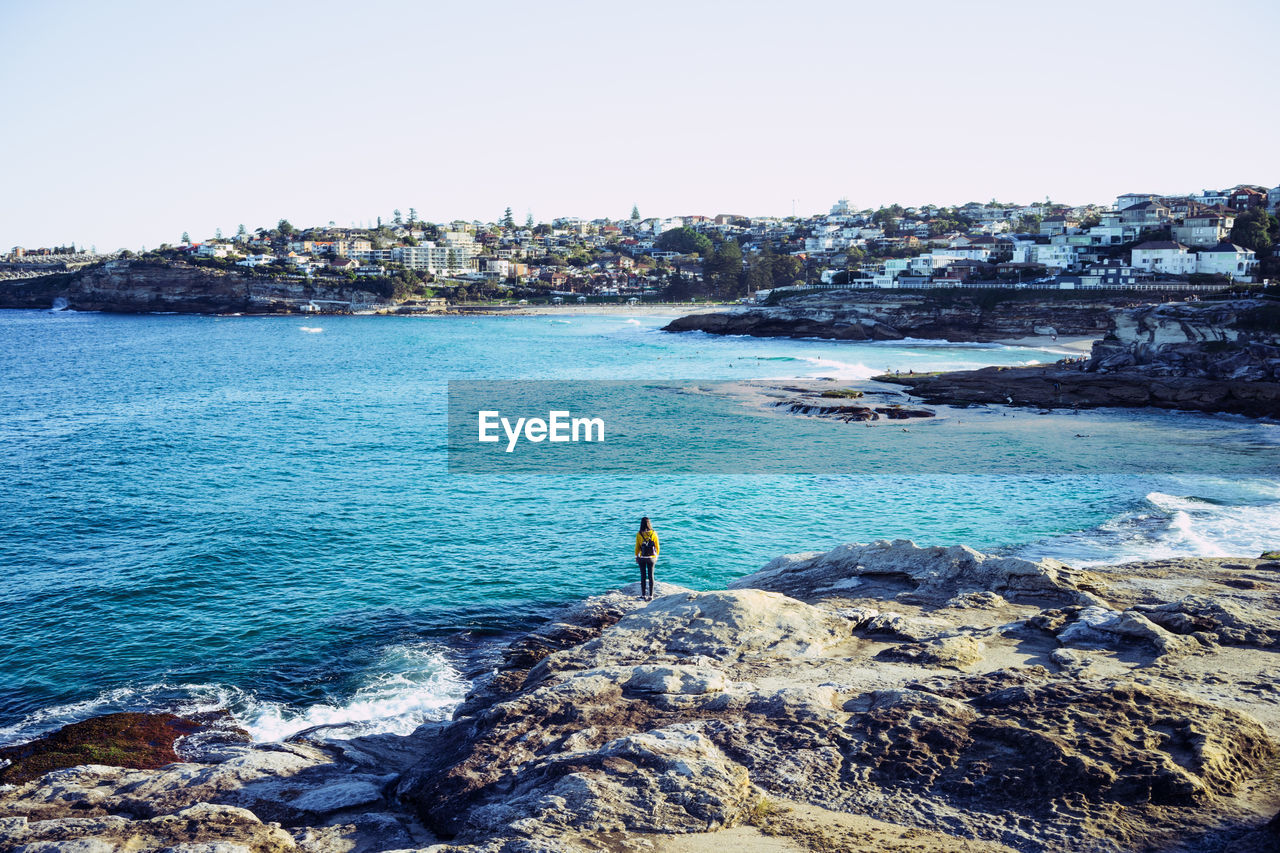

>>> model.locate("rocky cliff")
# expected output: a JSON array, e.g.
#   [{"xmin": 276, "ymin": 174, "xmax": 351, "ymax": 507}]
[
  {"xmin": 4, "ymin": 541, "xmax": 1280, "ymax": 852},
  {"xmin": 0, "ymin": 260, "xmax": 394, "ymax": 314},
  {"xmin": 661, "ymin": 292, "xmax": 1139, "ymax": 342},
  {"xmin": 883, "ymin": 300, "xmax": 1280, "ymax": 417}
]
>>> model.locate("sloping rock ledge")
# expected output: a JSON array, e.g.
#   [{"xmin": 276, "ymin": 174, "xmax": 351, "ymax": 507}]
[{"xmin": 4, "ymin": 543, "xmax": 1280, "ymax": 853}]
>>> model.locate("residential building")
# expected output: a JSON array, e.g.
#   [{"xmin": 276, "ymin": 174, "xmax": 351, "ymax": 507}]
[
  {"xmin": 1172, "ymin": 211, "xmax": 1234, "ymax": 247},
  {"xmin": 391, "ymin": 239, "xmax": 481, "ymax": 275},
  {"xmin": 235, "ymin": 254, "xmax": 275, "ymax": 268},
  {"xmin": 1083, "ymin": 214, "xmax": 1141, "ymax": 245},
  {"xmin": 196, "ymin": 243, "xmax": 235, "ymax": 258},
  {"xmin": 1115, "ymin": 192, "xmax": 1160, "ymax": 211},
  {"xmin": 1055, "ymin": 259, "xmax": 1144, "ymax": 289},
  {"xmin": 1195, "ymin": 242, "xmax": 1257, "ymax": 281},
  {"xmin": 1118, "ymin": 200, "xmax": 1170, "ymax": 228},
  {"xmin": 1012, "ymin": 243, "xmax": 1077, "ymax": 270},
  {"xmin": 1039, "ymin": 215, "xmax": 1078, "ymax": 236},
  {"xmin": 1188, "ymin": 189, "xmax": 1229, "ymax": 208},
  {"xmin": 1131, "ymin": 241, "xmax": 1196, "ymax": 275},
  {"xmin": 1228, "ymin": 187, "xmax": 1267, "ymax": 209}
]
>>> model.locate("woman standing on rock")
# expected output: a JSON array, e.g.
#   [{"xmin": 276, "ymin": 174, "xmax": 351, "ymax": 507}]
[{"xmin": 635, "ymin": 517, "xmax": 659, "ymax": 601}]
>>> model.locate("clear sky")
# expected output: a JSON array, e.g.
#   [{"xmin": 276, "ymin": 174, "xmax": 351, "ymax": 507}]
[{"xmin": 2, "ymin": 0, "xmax": 1277, "ymax": 251}]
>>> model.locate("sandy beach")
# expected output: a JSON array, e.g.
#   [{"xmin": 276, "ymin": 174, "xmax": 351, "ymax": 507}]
[
  {"xmin": 994, "ymin": 333, "xmax": 1098, "ymax": 354},
  {"xmin": 451, "ymin": 302, "xmax": 731, "ymax": 317}
]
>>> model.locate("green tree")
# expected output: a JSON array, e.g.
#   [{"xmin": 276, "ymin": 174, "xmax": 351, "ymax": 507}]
[
  {"xmin": 663, "ymin": 271, "xmax": 696, "ymax": 301},
  {"xmin": 181, "ymin": 231, "xmax": 190, "ymax": 244},
  {"xmin": 1015, "ymin": 214, "xmax": 1042, "ymax": 233},
  {"xmin": 237, "ymin": 224, "xmax": 247, "ymax": 240},
  {"xmin": 393, "ymin": 209, "xmax": 403, "ymax": 226},
  {"xmin": 215, "ymin": 227, "xmax": 223, "ymax": 240},
  {"xmin": 502, "ymin": 207, "xmax": 516, "ymax": 230},
  {"xmin": 745, "ymin": 261, "xmax": 772, "ymax": 294},
  {"xmin": 525, "ymin": 211, "xmax": 534, "ymax": 229},
  {"xmin": 630, "ymin": 204, "xmax": 640, "ymax": 221},
  {"xmin": 654, "ymin": 227, "xmax": 712, "ymax": 256},
  {"xmin": 705, "ymin": 240, "xmax": 744, "ymax": 298},
  {"xmin": 408, "ymin": 208, "xmax": 418, "ymax": 226},
  {"xmin": 771, "ymin": 253, "xmax": 801, "ymax": 288},
  {"xmin": 1230, "ymin": 206, "xmax": 1274, "ymax": 256},
  {"xmin": 278, "ymin": 219, "xmax": 295, "ymax": 237}
]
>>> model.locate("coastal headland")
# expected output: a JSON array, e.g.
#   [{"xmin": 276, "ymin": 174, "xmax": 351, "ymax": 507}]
[
  {"xmin": 4, "ymin": 541, "xmax": 1280, "ymax": 852},
  {"xmin": 659, "ymin": 290, "xmax": 1139, "ymax": 343},
  {"xmin": 877, "ymin": 300, "xmax": 1280, "ymax": 418},
  {"xmin": 665, "ymin": 295, "xmax": 1280, "ymax": 418}
]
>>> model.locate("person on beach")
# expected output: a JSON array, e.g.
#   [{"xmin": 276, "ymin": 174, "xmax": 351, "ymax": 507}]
[{"xmin": 635, "ymin": 517, "xmax": 659, "ymax": 601}]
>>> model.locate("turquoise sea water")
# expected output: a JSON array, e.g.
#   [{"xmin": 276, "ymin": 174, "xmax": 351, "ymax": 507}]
[{"xmin": 1, "ymin": 309, "xmax": 1277, "ymax": 743}]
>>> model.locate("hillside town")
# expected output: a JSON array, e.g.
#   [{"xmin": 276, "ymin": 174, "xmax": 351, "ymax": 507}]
[{"xmin": 4, "ymin": 183, "xmax": 1278, "ymax": 302}]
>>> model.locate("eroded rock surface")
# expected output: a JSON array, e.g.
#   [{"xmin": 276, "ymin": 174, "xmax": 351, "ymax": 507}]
[{"xmin": 6, "ymin": 545, "xmax": 1280, "ymax": 853}]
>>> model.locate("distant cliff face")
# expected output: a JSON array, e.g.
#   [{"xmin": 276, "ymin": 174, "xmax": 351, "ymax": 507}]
[
  {"xmin": 0, "ymin": 260, "xmax": 392, "ymax": 314},
  {"xmin": 662, "ymin": 292, "xmax": 1131, "ymax": 342},
  {"xmin": 882, "ymin": 299, "xmax": 1280, "ymax": 417},
  {"xmin": 1091, "ymin": 300, "xmax": 1280, "ymax": 382}
]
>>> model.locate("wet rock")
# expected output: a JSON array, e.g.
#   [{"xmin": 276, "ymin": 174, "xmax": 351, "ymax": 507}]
[{"xmin": 0, "ymin": 713, "xmax": 245, "ymax": 785}]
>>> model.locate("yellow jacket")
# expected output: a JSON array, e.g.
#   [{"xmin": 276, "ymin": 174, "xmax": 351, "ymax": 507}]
[{"xmin": 635, "ymin": 530, "xmax": 660, "ymax": 558}]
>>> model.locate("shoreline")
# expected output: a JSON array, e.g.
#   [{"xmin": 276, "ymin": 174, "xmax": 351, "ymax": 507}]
[
  {"xmin": 5, "ymin": 542, "xmax": 1280, "ymax": 852},
  {"xmin": 991, "ymin": 333, "xmax": 1097, "ymax": 354},
  {"xmin": 448, "ymin": 302, "xmax": 731, "ymax": 317}
]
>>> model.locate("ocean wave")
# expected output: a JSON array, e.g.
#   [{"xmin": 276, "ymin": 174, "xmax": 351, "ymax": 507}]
[
  {"xmin": 873, "ymin": 337, "xmax": 1001, "ymax": 349},
  {"xmin": 299, "ymin": 326, "xmax": 323, "ymax": 333},
  {"xmin": 1015, "ymin": 489, "xmax": 1280, "ymax": 567},
  {"xmin": 239, "ymin": 642, "xmax": 467, "ymax": 741},
  {"xmin": 795, "ymin": 356, "xmax": 877, "ymax": 380},
  {"xmin": 0, "ymin": 642, "xmax": 468, "ymax": 747}
]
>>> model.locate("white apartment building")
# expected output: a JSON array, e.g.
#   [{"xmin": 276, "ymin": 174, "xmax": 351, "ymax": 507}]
[
  {"xmin": 1012, "ymin": 244, "xmax": 1077, "ymax": 270},
  {"xmin": 391, "ymin": 240, "xmax": 481, "ymax": 275},
  {"xmin": 1130, "ymin": 241, "xmax": 1197, "ymax": 275},
  {"xmin": 1195, "ymin": 242, "xmax": 1257, "ymax": 281}
]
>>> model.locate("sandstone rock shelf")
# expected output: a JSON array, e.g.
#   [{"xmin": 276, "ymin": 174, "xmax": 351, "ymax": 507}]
[
  {"xmin": 661, "ymin": 292, "xmax": 1137, "ymax": 343},
  {"xmin": 881, "ymin": 300, "xmax": 1280, "ymax": 418},
  {"xmin": 5, "ymin": 542, "xmax": 1280, "ymax": 852}
]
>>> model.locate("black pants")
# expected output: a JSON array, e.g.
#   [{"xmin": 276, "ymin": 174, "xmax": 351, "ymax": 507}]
[{"xmin": 637, "ymin": 557, "xmax": 655, "ymax": 598}]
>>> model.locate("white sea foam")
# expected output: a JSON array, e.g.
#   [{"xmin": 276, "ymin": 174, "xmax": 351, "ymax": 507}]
[
  {"xmin": 237, "ymin": 643, "xmax": 467, "ymax": 741},
  {"xmin": 1016, "ymin": 489, "xmax": 1280, "ymax": 567},
  {"xmin": 299, "ymin": 326, "xmax": 323, "ymax": 333},
  {"xmin": 795, "ymin": 356, "xmax": 878, "ymax": 380},
  {"xmin": 0, "ymin": 683, "xmax": 249, "ymax": 747},
  {"xmin": 624, "ymin": 318, "xmax": 642, "ymax": 326},
  {"xmin": 874, "ymin": 337, "xmax": 1000, "ymax": 349},
  {"xmin": 0, "ymin": 643, "xmax": 468, "ymax": 747}
]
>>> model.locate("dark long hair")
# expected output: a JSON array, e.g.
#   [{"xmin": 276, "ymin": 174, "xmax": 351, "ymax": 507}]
[{"xmin": 639, "ymin": 517, "xmax": 652, "ymax": 533}]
